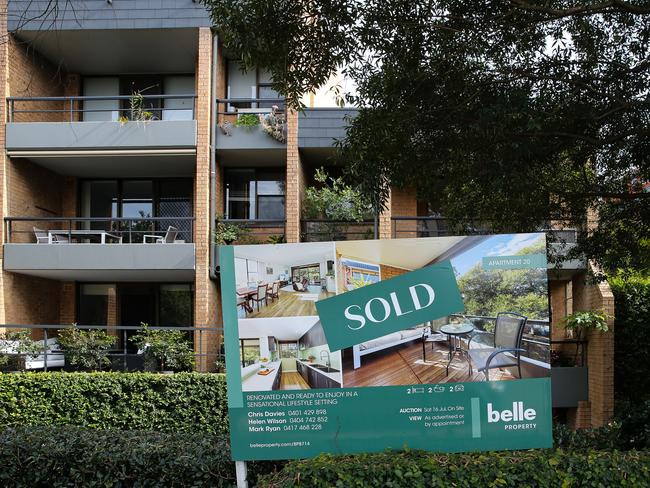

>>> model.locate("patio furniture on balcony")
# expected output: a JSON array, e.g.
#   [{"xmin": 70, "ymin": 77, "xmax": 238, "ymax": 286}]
[
  {"xmin": 422, "ymin": 323, "xmax": 449, "ymax": 362},
  {"xmin": 144, "ymin": 226, "xmax": 178, "ymax": 244},
  {"xmin": 467, "ymin": 312, "xmax": 527, "ymax": 381},
  {"xmin": 33, "ymin": 227, "xmax": 49, "ymax": 244},
  {"xmin": 48, "ymin": 229, "xmax": 121, "ymax": 244}
]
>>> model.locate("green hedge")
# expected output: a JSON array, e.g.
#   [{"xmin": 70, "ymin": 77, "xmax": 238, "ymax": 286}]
[
  {"xmin": 260, "ymin": 449, "xmax": 650, "ymax": 488},
  {"xmin": 0, "ymin": 372, "xmax": 229, "ymax": 434},
  {"xmin": 0, "ymin": 426, "xmax": 237, "ymax": 487},
  {"xmin": 609, "ymin": 273, "xmax": 650, "ymax": 401}
]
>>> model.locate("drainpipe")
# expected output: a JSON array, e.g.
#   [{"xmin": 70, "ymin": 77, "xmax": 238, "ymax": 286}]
[{"xmin": 209, "ymin": 32, "xmax": 219, "ymax": 279}]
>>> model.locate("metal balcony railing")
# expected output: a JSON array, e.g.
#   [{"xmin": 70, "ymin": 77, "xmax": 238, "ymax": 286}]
[
  {"xmin": 391, "ymin": 216, "xmax": 495, "ymax": 238},
  {"xmin": 4, "ymin": 216, "xmax": 195, "ymax": 244},
  {"xmin": 6, "ymin": 94, "xmax": 197, "ymax": 123},
  {"xmin": 0, "ymin": 324, "xmax": 223, "ymax": 372},
  {"xmin": 216, "ymin": 97, "xmax": 285, "ymax": 115},
  {"xmin": 216, "ymin": 219, "xmax": 286, "ymax": 245},
  {"xmin": 301, "ymin": 219, "xmax": 376, "ymax": 242}
]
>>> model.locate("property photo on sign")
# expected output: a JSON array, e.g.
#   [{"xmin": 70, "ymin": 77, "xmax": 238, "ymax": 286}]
[{"xmin": 220, "ymin": 233, "xmax": 553, "ymax": 461}]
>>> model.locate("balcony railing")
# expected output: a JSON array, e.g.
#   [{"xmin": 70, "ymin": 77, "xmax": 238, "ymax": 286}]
[
  {"xmin": 392, "ymin": 216, "xmax": 495, "ymax": 238},
  {"xmin": 0, "ymin": 324, "xmax": 223, "ymax": 372},
  {"xmin": 450, "ymin": 313, "xmax": 551, "ymax": 364},
  {"xmin": 5, "ymin": 217, "xmax": 195, "ymax": 244},
  {"xmin": 6, "ymin": 94, "xmax": 197, "ymax": 123},
  {"xmin": 301, "ymin": 219, "xmax": 376, "ymax": 242},
  {"xmin": 216, "ymin": 98, "xmax": 287, "ymax": 146},
  {"xmin": 216, "ymin": 219, "xmax": 286, "ymax": 245}
]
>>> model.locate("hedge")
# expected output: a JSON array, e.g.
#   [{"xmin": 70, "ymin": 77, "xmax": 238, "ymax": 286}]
[
  {"xmin": 0, "ymin": 426, "xmax": 238, "ymax": 487},
  {"xmin": 609, "ymin": 273, "xmax": 650, "ymax": 401},
  {"xmin": 0, "ymin": 372, "xmax": 229, "ymax": 434},
  {"xmin": 260, "ymin": 449, "xmax": 650, "ymax": 488}
]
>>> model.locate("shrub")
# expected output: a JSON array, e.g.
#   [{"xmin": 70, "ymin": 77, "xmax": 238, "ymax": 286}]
[
  {"xmin": 0, "ymin": 330, "xmax": 42, "ymax": 371},
  {"xmin": 0, "ymin": 426, "xmax": 237, "ymax": 488},
  {"xmin": 0, "ymin": 372, "xmax": 229, "ymax": 434},
  {"xmin": 130, "ymin": 324, "xmax": 195, "ymax": 372},
  {"xmin": 609, "ymin": 273, "xmax": 650, "ymax": 401},
  {"xmin": 260, "ymin": 449, "xmax": 650, "ymax": 488},
  {"xmin": 57, "ymin": 325, "xmax": 115, "ymax": 371},
  {"xmin": 553, "ymin": 422, "xmax": 622, "ymax": 450}
]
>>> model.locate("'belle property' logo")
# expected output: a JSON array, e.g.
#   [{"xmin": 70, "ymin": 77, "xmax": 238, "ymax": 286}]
[
  {"xmin": 316, "ymin": 262, "xmax": 463, "ymax": 351},
  {"xmin": 487, "ymin": 402, "xmax": 538, "ymax": 430}
]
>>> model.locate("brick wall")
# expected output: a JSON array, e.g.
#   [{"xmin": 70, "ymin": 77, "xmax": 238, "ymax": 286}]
[
  {"xmin": 380, "ymin": 264, "xmax": 410, "ymax": 279},
  {"xmin": 391, "ymin": 187, "xmax": 418, "ymax": 238},
  {"xmin": 378, "ymin": 189, "xmax": 392, "ymax": 239},
  {"xmin": 8, "ymin": 35, "xmax": 65, "ymax": 122},
  {"xmin": 193, "ymin": 28, "xmax": 219, "ymax": 371},
  {"xmin": 286, "ymin": 108, "xmax": 302, "ymax": 243},
  {"xmin": 571, "ymin": 264, "xmax": 615, "ymax": 427}
]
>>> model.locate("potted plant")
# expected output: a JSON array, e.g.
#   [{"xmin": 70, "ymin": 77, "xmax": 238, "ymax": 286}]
[
  {"xmin": 563, "ymin": 310, "xmax": 611, "ymax": 340},
  {"xmin": 0, "ymin": 330, "xmax": 43, "ymax": 373},
  {"xmin": 57, "ymin": 324, "xmax": 115, "ymax": 372},
  {"xmin": 235, "ymin": 113, "xmax": 260, "ymax": 130},
  {"xmin": 130, "ymin": 324, "xmax": 195, "ymax": 373},
  {"xmin": 307, "ymin": 355, "xmax": 316, "ymax": 363}
]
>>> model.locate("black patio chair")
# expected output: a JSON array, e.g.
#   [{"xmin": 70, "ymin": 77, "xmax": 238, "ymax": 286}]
[{"xmin": 467, "ymin": 312, "xmax": 527, "ymax": 381}]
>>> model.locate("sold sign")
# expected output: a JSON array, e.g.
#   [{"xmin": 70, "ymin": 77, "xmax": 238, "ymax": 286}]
[{"xmin": 316, "ymin": 261, "xmax": 464, "ymax": 351}]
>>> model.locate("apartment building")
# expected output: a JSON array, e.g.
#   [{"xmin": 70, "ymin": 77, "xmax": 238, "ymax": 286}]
[{"xmin": 1, "ymin": 1, "xmax": 613, "ymax": 428}]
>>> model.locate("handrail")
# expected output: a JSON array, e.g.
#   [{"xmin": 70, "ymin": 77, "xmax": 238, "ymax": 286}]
[
  {"xmin": 4, "ymin": 216, "xmax": 195, "ymax": 244},
  {"xmin": 216, "ymin": 97, "xmax": 285, "ymax": 103},
  {"xmin": 7, "ymin": 94, "xmax": 197, "ymax": 122}
]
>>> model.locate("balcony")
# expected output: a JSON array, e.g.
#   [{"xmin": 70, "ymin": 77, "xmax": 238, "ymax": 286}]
[
  {"xmin": 5, "ymin": 95, "xmax": 197, "ymax": 176},
  {"xmin": 3, "ymin": 217, "xmax": 195, "ymax": 281},
  {"xmin": 301, "ymin": 219, "xmax": 375, "ymax": 242},
  {"xmin": 216, "ymin": 98, "xmax": 286, "ymax": 164}
]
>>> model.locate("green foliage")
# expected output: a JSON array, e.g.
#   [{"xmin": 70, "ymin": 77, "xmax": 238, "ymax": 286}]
[
  {"xmin": 260, "ymin": 449, "xmax": 650, "ymax": 487},
  {"xmin": 57, "ymin": 325, "xmax": 115, "ymax": 371},
  {"xmin": 609, "ymin": 273, "xmax": 650, "ymax": 401},
  {"xmin": 563, "ymin": 310, "xmax": 610, "ymax": 336},
  {"xmin": 0, "ymin": 330, "xmax": 42, "ymax": 371},
  {"xmin": 553, "ymin": 422, "xmax": 622, "ymax": 451},
  {"xmin": 202, "ymin": 0, "xmax": 650, "ymax": 274},
  {"xmin": 457, "ymin": 241, "xmax": 548, "ymax": 320},
  {"xmin": 303, "ymin": 167, "xmax": 372, "ymax": 221},
  {"xmin": 0, "ymin": 372, "xmax": 229, "ymax": 434},
  {"xmin": 215, "ymin": 218, "xmax": 249, "ymax": 244},
  {"xmin": 130, "ymin": 324, "xmax": 195, "ymax": 372},
  {"xmin": 235, "ymin": 113, "xmax": 261, "ymax": 127},
  {"xmin": 267, "ymin": 234, "xmax": 286, "ymax": 244},
  {"xmin": 0, "ymin": 426, "xmax": 238, "ymax": 488}
]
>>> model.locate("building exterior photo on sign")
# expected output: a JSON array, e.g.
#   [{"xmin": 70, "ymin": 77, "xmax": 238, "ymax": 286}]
[{"xmin": 220, "ymin": 233, "xmax": 553, "ymax": 461}]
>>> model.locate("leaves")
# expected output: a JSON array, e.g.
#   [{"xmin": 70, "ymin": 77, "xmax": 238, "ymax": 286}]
[{"xmin": 57, "ymin": 326, "xmax": 116, "ymax": 371}]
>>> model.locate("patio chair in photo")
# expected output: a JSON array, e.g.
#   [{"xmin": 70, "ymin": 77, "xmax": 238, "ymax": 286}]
[
  {"xmin": 251, "ymin": 284, "xmax": 268, "ymax": 311},
  {"xmin": 269, "ymin": 281, "xmax": 280, "ymax": 301},
  {"xmin": 143, "ymin": 226, "xmax": 178, "ymax": 244},
  {"xmin": 467, "ymin": 312, "xmax": 527, "ymax": 381},
  {"xmin": 422, "ymin": 321, "xmax": 448, "ymax": 361}
]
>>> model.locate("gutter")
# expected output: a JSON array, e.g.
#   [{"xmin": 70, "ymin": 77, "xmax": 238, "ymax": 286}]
[{"xmin": 209, "ymin": 32, "xmax": 219, "ymax": 279}]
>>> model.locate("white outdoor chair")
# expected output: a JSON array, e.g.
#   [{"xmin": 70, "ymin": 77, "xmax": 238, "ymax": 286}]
[
  {"xmin": 144, "ymin": 226, "xmax": 178, "ymax": 244},
  {"xmin": 33, "ymin": 227, "xmax": 48, "ymax": 244}
]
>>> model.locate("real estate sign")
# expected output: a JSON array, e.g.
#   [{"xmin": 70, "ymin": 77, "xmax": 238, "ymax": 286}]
[{"xmin": 220, "ymin": 234, "xmax": 553, "ymax": 461}]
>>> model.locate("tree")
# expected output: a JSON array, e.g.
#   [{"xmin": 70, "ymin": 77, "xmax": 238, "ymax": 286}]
[{"xmin": 202, "ymin": 0, "xmax": 650, "ymax": 273}]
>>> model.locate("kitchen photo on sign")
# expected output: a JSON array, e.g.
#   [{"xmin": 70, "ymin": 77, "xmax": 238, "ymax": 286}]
[
  {"xmin": 238, "ymin": 316, "xmax": 343, "ymax": 392},
  {"xmin": 335, "ymin": 234, "xmax": 551, "ymax": 388}
]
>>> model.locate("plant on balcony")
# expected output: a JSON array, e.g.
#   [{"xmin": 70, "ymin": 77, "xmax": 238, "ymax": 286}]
[
  {"xmin": 563, "ymin": 310, "xmax": 611, "ymax": 340},
  {"xmin": 130, "ymin": 324, "xmax": 195, "ymax": 373},
  {"xmin": 214, "ymin": 218, "xmax": 249, "ymax": 245},
  {"xmin": 302, "ymin": 167, "xmax": 373, "ymax": 241},
  {"xmin": 267, "ymin": 234, "xmax": 285, "ymax": 244},
  {"xmin": 259, "ymin": 105, "xmax": 286, "ymax": 143},
  {"xmin": 57, "ymin": 325, "xmax": 116, "ymax": 372},
  {"xmin": 0, "ymin": 330, "xmax": 42, "ymax": 372},
  {"xmin": 235, "ymin": 113, "xmax": 260, "ymax": 129},
  {"xmin": 118, "ymin": 88, "xmax": 156, "ymax": 124}
]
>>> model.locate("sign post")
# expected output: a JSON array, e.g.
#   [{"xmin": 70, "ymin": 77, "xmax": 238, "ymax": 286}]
[{"xmin": 220, "ymin": 234, "xmax": 553, "ymax": 461}]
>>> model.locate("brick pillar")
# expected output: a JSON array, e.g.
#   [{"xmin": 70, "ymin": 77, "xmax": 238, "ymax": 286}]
[
  {"xmin": 59, "ymin": 282, "xmax": 75, "ymax": 325},
  {"xmin": 567, "ymin": 401, "xmax": 592, "ymax": 429},
  {"xmin": 378, "ymin": 189, "xmax": 392, "ymax": 239},
  {"xmin": 64, "ymin": 73, "xmax": 81, "ymax": 122},
  {"xmin": 0, "ymin": 0, "xmax": 9, "ymax": 329},
  {"xmin": 286, "ymin": 108, "xmax": 302, "ymax": 243},
  {"xmin": 194, "ymin": 28, "xmax": 218, "ymax": 372},
  {"xmin": 572, "ymin": 264, "xmax": 615, "ymax": 427},
  {"xmin": 391, "ymin": 186, "xmax": 417, "ymax": 238}
]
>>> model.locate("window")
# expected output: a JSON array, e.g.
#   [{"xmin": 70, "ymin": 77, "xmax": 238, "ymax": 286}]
[
  {"xmin": 240, "ymin": 339, "xmax": 260, "ymax": 367},
  {"xmin": 279, "ymin": 342, "xmax": 298, "ymax": 359},
  {"xmin": 292, "ymin": 264, "xmax": 321, "ymax": 284},
  {"xmin": 225, "ymin": 169, "xmax": 285, "ymax": 220},
  {"xmin": 78, "ymin": 284, "xmax": 116, "ymax": 325},
  {"xmin": 80, "ymin": 179, "xmax": 193, "ymax": 242}
]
